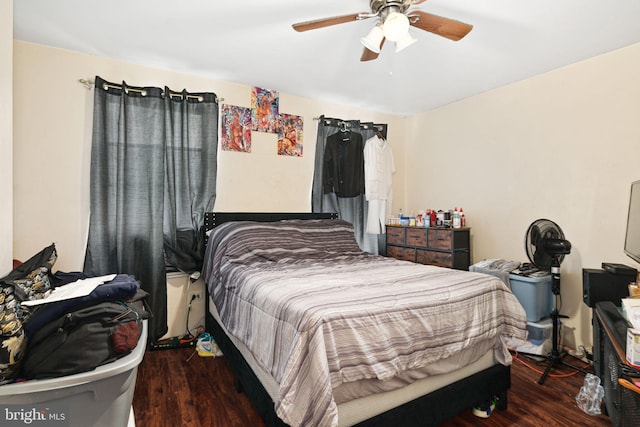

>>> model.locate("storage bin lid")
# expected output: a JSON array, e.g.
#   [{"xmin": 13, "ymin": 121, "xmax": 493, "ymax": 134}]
[{"xmin": 509, "ymin": 273, "xmax": 551, "ymax": 283}]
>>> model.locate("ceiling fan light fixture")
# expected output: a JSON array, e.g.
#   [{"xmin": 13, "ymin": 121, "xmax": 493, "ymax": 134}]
[
  {"xmin": 395, "ymin": 31, "xmax": 417, "ymax": 53},
  {"xmin": 361, "ymin": 25, "xmax": 384, "ymax": 53},
  {"xmin": 382, "ymin": 12, "xmax": 410, "ymax": 42}
]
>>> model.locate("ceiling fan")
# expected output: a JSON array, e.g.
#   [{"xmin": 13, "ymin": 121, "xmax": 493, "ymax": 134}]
[{"xmin": 292, "ymin": 0, "xmax": 473, "ymax": 61}]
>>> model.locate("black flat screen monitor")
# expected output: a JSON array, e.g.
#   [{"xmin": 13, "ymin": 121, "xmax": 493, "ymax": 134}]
[{"xmin": 624, "ymin": 180, "xmax": 640, "ymax": 264}]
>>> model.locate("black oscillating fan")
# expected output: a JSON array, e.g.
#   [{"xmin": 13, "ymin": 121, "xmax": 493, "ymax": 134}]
[
  {"xmin": 522, "ymin": 219, "xmax": 588, "ymax": 384},
  {"xmin": 525, "ymin": 219, "xmax": 570, "ymax": 293}
]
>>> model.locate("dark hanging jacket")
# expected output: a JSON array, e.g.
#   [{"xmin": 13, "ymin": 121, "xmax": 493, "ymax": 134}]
[{"xmin": 322, "ymin": 131, "xmax": 365, "ymax": 197}]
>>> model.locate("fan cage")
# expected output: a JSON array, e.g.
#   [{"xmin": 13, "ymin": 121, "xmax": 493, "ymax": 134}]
[{"xmin": 525, "ymin": 219, "xmax": 566, "ymax": 270}]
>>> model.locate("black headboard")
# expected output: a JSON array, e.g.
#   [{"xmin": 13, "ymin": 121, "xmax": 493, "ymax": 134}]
[{"xmin": 204, "ymin": 212, "xmax": 339, "ymax": 233}]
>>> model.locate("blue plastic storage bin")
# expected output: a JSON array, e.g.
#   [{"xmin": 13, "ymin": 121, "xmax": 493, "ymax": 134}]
[{"xmin": 509, "ymin": 273, "xmax": 553, "ymax": 322}]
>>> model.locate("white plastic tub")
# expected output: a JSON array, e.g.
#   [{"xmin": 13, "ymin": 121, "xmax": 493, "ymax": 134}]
[{"xmin": 0, "ymin": 320, "xmax": 147, "ymax": 427}]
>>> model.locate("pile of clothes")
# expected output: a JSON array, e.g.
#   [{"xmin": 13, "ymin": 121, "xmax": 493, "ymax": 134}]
[
  {"xmin": 469, "ymin": 258, "xmax": 521, "ymax": 289},
  {"xmin": 0, "ymin": 244, "xmax": 149, "ymax": 384}
]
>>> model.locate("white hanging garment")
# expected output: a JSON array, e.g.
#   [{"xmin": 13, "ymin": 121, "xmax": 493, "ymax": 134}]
[{"xmin": 364, "ymin": 134, "xmax": 395, "ymax": 234}]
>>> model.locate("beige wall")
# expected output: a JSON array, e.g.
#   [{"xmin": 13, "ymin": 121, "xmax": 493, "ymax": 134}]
[
  {"xmin": 404, "ymin": 43, "xmax": 640, "ymax": 349},
  {"xmin": 13, "ymin": 37, "xmax": 640, "ymax": 349},
  {"xmin": 1, "ymin": 0, "xmax": 12, "ymax": 276},
  {"xmin": 12, "ymin": 41, "xmax": 407, "ymax": 272}
]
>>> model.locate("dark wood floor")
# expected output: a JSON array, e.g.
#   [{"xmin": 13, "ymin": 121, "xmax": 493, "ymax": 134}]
[{"xmin": 133, "ymin": 348, "xmax": 611, "ymax": 426}]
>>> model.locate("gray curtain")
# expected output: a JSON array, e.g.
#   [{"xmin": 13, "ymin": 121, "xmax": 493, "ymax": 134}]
[
  {"xmin": 84, "ymin": 76, "xmax": 218, "ymax": 341},
  {"xmin": 312, "ymin": 116, "xmax": 387, "ymax": 254}
]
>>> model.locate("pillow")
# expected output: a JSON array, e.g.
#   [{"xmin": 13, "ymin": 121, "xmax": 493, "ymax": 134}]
[{"xmin": 212, "ymin": 219, "xmax": 363, "ymax": 264}]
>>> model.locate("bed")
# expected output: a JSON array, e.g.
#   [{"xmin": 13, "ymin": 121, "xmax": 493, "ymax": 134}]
[{"xmin": 202, "ymin": 212, "xmax": 527, "ymax": 427}]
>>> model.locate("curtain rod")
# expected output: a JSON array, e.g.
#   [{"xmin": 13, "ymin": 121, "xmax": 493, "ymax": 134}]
[
  {"xmin": 313, "ymin": 116, "xmax": 384, "ymax": 131},
  {"xmin": 78, "ymin": 78, "xmax": 223, "ymax": 103}
]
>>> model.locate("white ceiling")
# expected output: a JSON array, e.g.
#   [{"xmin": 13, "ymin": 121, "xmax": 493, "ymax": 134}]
[{"xmin": 13, "ymin": 0, "xmax": 640, "ymax": 116}]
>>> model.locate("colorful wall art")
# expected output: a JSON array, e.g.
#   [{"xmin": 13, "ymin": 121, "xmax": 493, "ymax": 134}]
[
  {"xmin": 277, "ymin": 113, "xmax": 303, "ymax": 157},
  {"xmin": 222, "ymin": 86, "xmax": 304, "ymax": 157},
  {"xmin": 251, "ymin": 87, "xmax": 279, "ymax": 133},
  {"xmin": 221, "ymin": 104, "xmax": 252, "ymax": 153}
]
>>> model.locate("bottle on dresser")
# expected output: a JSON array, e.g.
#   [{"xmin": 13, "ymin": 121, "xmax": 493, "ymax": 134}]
[{"xmin": 453, "ymin": 208, "xmax": 461, "ymax": 228}]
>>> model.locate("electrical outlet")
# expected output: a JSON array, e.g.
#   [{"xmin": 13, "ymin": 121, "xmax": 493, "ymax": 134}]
[{"xmin": 190, "ymin": 292, "xmax": 202, "ymax": 300}]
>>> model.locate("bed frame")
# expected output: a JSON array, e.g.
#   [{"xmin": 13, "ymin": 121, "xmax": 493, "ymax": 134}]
[{"xmin": 203, "ymin": 212, "xmax": 510, "ymax": 426}]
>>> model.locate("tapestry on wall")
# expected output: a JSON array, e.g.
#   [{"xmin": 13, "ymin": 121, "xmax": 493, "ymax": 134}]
[
  {"xmin": 251, "ymin": 87, "xmax": 279, "ymax": 133},
  {"xmin": 221, "ymin": 104, "xmax": 252, "ymax": 153},
  {"xmin": 277, "ymin": 113, "xmax": 304, "ymax": 157}
]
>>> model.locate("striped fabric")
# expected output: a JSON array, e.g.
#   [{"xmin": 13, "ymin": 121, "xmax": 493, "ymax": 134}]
[{"xmin": 202, "ymin": 220, "xmax": 527, "ymax": 427}]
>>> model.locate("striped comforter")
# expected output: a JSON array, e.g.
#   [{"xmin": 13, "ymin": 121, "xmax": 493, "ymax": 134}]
[{"xmin": 202, "ymin": 219, "xmax": 527, "ymax": 427}]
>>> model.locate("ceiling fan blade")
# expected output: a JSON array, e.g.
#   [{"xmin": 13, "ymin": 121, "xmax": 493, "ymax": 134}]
[
  {"xmin": 292, "ymin": 13, "xmax": 363, "ymax": 32},
  {"xmin": 360, "ymin": 38, "xmax": 386, "ymax": 62},
  {"xmin": 409, "ymin": 11, "xmax": 473, "ymax": 41},
  {"xmin": 361, "ymin": 48, "xmax": 379, "ymax": 62}
]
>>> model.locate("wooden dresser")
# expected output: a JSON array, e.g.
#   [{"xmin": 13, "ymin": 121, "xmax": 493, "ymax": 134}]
[{"xmin": 385, "ymin": 225, "xmax": 471, "ymax": 270}]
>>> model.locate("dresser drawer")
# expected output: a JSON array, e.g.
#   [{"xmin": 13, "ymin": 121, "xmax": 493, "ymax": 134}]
[
  {"xmin": 428, "ymin": 229, "xmax": 453, "ymax": 251},
  {"xmin": 417, "ymin": 250, "xmax": 452, "ymax": 267},
  {"xmin": 385, "ymin": 225, "xmax": 470, "ymax": 270},
  {"xmin": 406, "ymin": 228, "xmax": 427, "ymax": 247},
  {"xmin": 387, "ymin": 246, "xmax": 416, "ymax": 262},
  {"xmin": 386, "ymin": 227, "xmax": 406, "ymax": 245}
]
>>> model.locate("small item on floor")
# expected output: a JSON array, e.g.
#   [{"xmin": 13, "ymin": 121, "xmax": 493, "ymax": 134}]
[
  {"xmin": 472, "ymin": 397, "xmax": 496, "ymax": 418},
  {"xmin": 575, "ymin": 373, "xmax": 605, "ymax": 415},
  {"xmin": 196, "ymin": 332, "xmax": 222, "ymax": 357}
]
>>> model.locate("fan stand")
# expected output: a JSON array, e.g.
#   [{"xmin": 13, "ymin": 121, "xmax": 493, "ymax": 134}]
[{"xmin": 521, "ymin": 256, "xmax": 590, "ymax": 385}]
